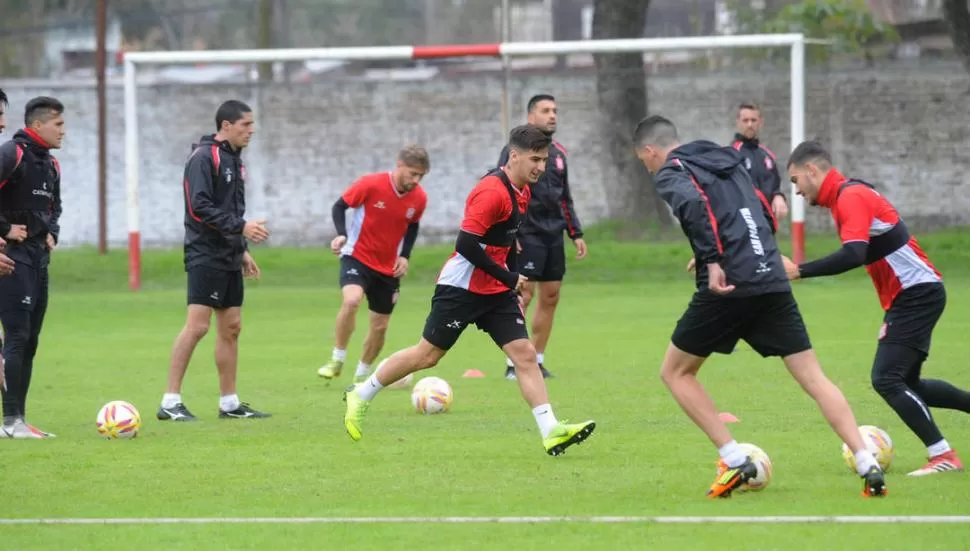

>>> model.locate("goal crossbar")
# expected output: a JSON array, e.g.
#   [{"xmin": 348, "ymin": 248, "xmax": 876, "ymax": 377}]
[{"xmin": 123, "ymin": 33, "xmax": 806, "ymax": 290}]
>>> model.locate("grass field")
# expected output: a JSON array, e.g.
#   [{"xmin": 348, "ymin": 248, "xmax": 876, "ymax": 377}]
[{"xmin": 2, "ymin": 227, "xmax": 970, "ymax": 550}]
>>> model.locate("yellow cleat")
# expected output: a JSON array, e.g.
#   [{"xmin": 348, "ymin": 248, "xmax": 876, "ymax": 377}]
[
  {"xmin": 543, "ymin": 420, "xmax": 596, "ymax": 456},
  {"xmin": 318, "ymin": 359, "xmax": 344, "ymax": 384},
  {"xmin": 343, "ymin": 385, "xmax": 369, "ymax": 441}
]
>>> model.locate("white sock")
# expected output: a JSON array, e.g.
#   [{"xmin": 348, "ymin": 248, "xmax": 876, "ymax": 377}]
[
  {"xmin": 532, "ymin": 404, "xmax": 559, "ymax": 438},
  {"xmin": 333, "ymin": 348, "xmax": 347, "ymax": 361},
  {"xmin": 506, "ymin": 357, "xmax": 514, "ymax": 368},
  {"xmin": 161, "ymin": 393, "xmax": 181, "ymax": 409},
  {"xmin": 536, "ymin": 352, "xmax": 545, "ymax": 365},
  {"xmin": 356, "ymin": 374, "xmax": 384, "ymax": 401},
  {"xmin": 718, "ymin": 440, "xmax": 747, "ymax": 468},
  {"xmin": 928, "ymin": 438, "xmax": 952, "ymax": 458},
  {"xmin": 219, "ymin": 394, "xmax": 241, "ymax": 412},
  {"xmin": 355, "ymin": 361, "xmax": 372, "ymax": 378},
  {"xmin": 854, "ymin": 450, "xmax": 879, "ymax": 475}
]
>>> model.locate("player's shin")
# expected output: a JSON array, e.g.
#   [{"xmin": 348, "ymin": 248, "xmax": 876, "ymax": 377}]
[
  {"xmin": 660, "ymin": 344, "xmax": 732, "ymax": 448},
  {"xmin": 362, "ymin": 339, "xmax": 444, "ymax": 401}
]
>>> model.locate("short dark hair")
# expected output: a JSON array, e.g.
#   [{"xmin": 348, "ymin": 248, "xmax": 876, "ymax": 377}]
[
  {"xmin": 633, "ymin": 115, "xmax": 679, "ymax": 148},
  {"xmin": 0, "ymin": 88, "xmax": 8, "ymax": 106},
  {"xmin": 526, "ymin": 94, "xmax": 555, "ymax": 113},
  {"xmin": 787, "ymin": 140, "xmax": 832, "ymax": 169},
  {"xmin": 738, "ymin": 102, "xmax": 761, "ymax": 114},
  {"xmin": 398, "ymin": 145, "xmax": 430, "ymax": 171},
  {"xmin": 508, "ymin": 124, "xmax": 551, "ymax": 152},
  {"xmin": 24, "ymin": 96, "xmax": 64, "ymax": 126},
  {"xmin": 215, "ymin": 100, "xmax": 252, "ymax": 131}
]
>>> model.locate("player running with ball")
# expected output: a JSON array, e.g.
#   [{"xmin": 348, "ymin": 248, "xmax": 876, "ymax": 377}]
[{"xmin": 342, "ymin": 125, "xmax": 595, "ymax": 456}]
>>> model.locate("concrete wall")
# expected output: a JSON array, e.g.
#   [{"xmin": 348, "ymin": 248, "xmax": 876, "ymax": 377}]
[{"xmin": 3, "ymin": 61, "xmax": 968, "ymax": 248}]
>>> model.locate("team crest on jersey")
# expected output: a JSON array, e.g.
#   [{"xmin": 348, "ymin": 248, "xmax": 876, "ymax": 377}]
[
  {"xmin": 405, "ymin": 207, "xmax": 416, "ymax": 220},
  {"xmin": 765, "ymin": 157, "xmax": 774, "ymax": 170},
  {"xmin": 555, "ymin": 156, "xmax": 564, "ymax": 172},
  {"xmin": 744, "ymin": 157, "xmax": 752, "ymax": 170}
]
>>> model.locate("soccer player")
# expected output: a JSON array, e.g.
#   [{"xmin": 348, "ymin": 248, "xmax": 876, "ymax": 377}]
[
  {"xmin": 0, "ymin": 87, "xmax": 8, "ymax": 133},
  {"xmin": 0, "ymin": 87, "xmax": 14, "ymax": 276},
  {"xmin": 157, "ymin": 100, "xmax": 271, "ymax": 422},
  {"xmin": 785, "ymin": 140, "xmax": 968, "ymax": 476},
  {"xmin": 317, "ymin": 146, "xmax": 429, "ymax": 383},
  {"xmin": 633, "ymin": 115, "xmax": 886, "ymax": 498},
  {"xmin": 342, "ymin": 125, "xmax": 596, "ymax": 455},
  {"xmin": 0, "ymin": 97, "xmax": 66, "ymax": 438},
  {"xmin": 732, "ymin": 103, "xmax": 788, "ymax": 220},
  {"xmin": 498, "ymin": 94, "xmax": 587, "ymax": 380}
]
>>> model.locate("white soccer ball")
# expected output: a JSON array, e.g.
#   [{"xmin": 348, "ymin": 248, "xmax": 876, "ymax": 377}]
[
  {"xmin": 737, "ymin": 442, "xmax": 773, "ymax": 492},
  {"xmin": 411, "ymin": 376, "xmax": 453, "ymax": 414},
  {"xmin": 96, "ymin": 400, "xmax": 142, "ymax": 439},
  {"xmin": 841, "ymin": 425, "xmax": 894, "ymax": 473},
  {"xmin": 387, "ymin": 372, "xmax": 414, "ymax": 390}
]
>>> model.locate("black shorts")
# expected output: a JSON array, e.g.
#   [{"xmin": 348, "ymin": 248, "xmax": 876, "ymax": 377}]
[
  {"xmin": 879, "ymin": 283, "xmax": 946, "ymax": 355},
  {"xmin": 672, "ymin": 290, "xmax": 812, "ymax": 358},
  {"xmin": 0, "ymin": 262, "xmax": 47, "ymax": 313},
  {"xmin": 187, "ymin": 266, "xmax": 244, "ymax": 309},
  {"xmin": 517, "ymin": 239, "xmax": 566, "ymax": 282},
  {"xmin": 422, "ymin": 285, "xmax": 529, "ymax": 351},
  {"xmin": 339, "ymin": 256, "xmax": 400, "ymax": 315}
]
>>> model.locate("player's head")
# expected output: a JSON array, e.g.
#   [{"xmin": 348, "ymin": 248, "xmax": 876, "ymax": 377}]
[
  {"xmin": 25, "ymin": 96, "xmax": 65, "ymax": 149},
  {"xmin": 787, "ymin": 140, "xmax": 833, "ymax": 205},
  {"xmin": 215, "ymin": 100, "xmax": 254, "ymax": 150},
  {"xmin": 633, "ymin": 115, "xmax": 680, "ymax": 175},
  {"xmin": 0, "ymin": 88, "xmax": 8, "ymax": 134},
  {"xmin": 394, "ymin": 145, "xmax": 430, "ymax": 193},
  {"xmin": 736, "ymin": 102, "xmax": 763, "ymax": 140},
  {"xmin": 526, "ymin": 94, "xmax": 557, "ymax": 135},
  {"xmin": 505, "ymin": 124, "xmax": 551, "ymax": 186}
]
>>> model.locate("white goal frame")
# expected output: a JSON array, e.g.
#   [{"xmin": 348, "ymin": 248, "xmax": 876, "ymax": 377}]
[{"xmin": 123, "ymin": 33, "xmax": 806, "ymax": 291}]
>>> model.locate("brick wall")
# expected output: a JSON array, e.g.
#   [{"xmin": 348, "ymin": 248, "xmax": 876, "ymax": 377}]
[{"xmin": 3, "ymin": 62, "xmax": 968, "ymax": 248}]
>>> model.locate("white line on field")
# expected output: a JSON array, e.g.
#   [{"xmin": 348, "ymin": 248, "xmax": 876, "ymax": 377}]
[{"xmin": 1, "ymin": 516, "xmax": 969, "ymax": 525}]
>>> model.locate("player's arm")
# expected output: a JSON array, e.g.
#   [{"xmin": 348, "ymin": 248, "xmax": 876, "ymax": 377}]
[
  {"xmin": 332, "ymin": 177, "xmax": 370, "ymax": 237},
  {"xmin": 753, "ymin": 187, "xmax": 778, "ymax": 234},
  {"xmin": 331, "ymin": 197, "xmax": 350, "ymax": 237},
  {"xmin": 399, "ymin": 194, "xmax": 426, "ymax": 259},
  {"xmin": 455, "ymin": 188, "xmax": 519, "ymax": 289},
  {"xmin": 654, "ymin": 166, "xmax": 721, "ymax": 264},
  {"xmin": 0, "ymin": 141, "xmax": 20, "ymax": 238},
  {"xmin": 796, "ymin": 191, "xmax": 872, "ymax": 279},
  {"xmin": 185, "ymin": 152, "xmax": 245, "ymax": 235},
  {"xmin": 48, "ymin": 158, "xmax": 62, "ymax": 244},
  {"xmin": 560, "ymin": 165, "xmax": 583, "ymax": 239}
]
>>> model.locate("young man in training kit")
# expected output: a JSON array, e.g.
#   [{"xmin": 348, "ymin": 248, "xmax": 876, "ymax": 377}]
[
  {"xmin": 317, "ymin": 146, "xmax": 429, "ymax": 383},
  {"xmin": 0, "ymin": 96, "xmax": 65, "ymax": 438},
  {"xmin": 0, "ymin": 88, "xmax": 15, "ymax": 277},
  {"xmin": 342, "ymin": 125, "xmax": 596, "ymax": 456},
  {"xmin": 634, "ymin": 115, "xmax": 886, "ymax": 498},
  {"xmin": 786, "ymin": 140, "xmax": 968, "ymax": 477},
  {"xmin": 732, "ymin": 103, "xmax": 788, "ymax": 221},
  {"xmin": 158, "ymin": 100, "xmax": 271, "ymax": 422},
  {"xmin": 497, "ymin": 94, "xmax": 587, "ymax": 380}
]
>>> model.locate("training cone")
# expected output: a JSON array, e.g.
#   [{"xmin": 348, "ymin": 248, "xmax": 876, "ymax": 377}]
[
  {"xmin": 718, "ymin": 412, "xmax": 740, "ymax": 423},
  {"xmin": 462, "ymin": 369, "xmax": 485, "ymax": 378}
]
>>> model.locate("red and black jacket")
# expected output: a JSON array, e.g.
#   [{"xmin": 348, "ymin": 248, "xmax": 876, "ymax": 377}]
[{"xmin": 0, "ymin": 129, "xmax": 62, "ymax": 267}]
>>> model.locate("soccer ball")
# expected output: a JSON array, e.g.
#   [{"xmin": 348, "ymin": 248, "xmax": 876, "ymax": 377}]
[
  {"xmin": 411, "ymin": 376, "xmax": 453, "ymax": 414},
  {"xmin": 737, "ymin": 442, "xmax": 773, "ymax": 492},
  {"xmin": 841, "ymin": 425, "xmax": 894, "ymax": 472},
  {"xmin": 387, "ymin": 372, "xmax": 414, "ymax": 390},
  {"xmin": 96, "ymin": 400, "xmax": 142, "ymax": 439}
]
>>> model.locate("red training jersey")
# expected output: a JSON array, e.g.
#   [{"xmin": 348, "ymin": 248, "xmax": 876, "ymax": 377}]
[
  {"xmin": 436, "ymin": 172, "xmax": 530, "ymax": 295},
  {"xmin": 341, "ymin": 172, "xmax": 427, "ymax": 277}
]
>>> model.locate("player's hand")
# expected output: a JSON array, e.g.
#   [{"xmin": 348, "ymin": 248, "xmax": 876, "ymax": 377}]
[
  {"xmin": 242, "ymin": 251, "xmax": 261, "ymax": 279},
  {"xmin": 46, "ymin": 233, "xmax": 56, "ymax": 251},
  {"xmin": 0, "ymin": 236, "xmax": 6, "ymax": 250},
  {"xmin": 330, "ymin": 235, "xmax": 347, "ymax": 256},
  {"xmin": 772, "ymin": 195, "xmax": 789, "ymax": 220},
  {"xmin": 243, "ymin": 219, "xmax": 269, "ymax": 244},
  {"xmin": 6, "ymin": 224, "xmax": 26, "ymax": 242},
  {"xmin": 686, "ymin": 257, "xmax": 696, "ymax": 273},
  {"xmin": 514, "ymin": 274, "xmax": 529, "ymax": 293},
  {"xmin": 707, "ymin": 263, "xmax": 735, "ymax": 295},
  {"xmin": 0, "ymin": 252, "xmax": 14, "ymax": 276},
  {"xmin": 573, "ymin": 237, "xmax": 588, "ymax": 260},
  {"xmin": 782, "ymin": 255, "xmax": 800, "ymax": 280},
  {"xmin": 393, "ymin": 256, "xmax": 409, "ymax": 278}
]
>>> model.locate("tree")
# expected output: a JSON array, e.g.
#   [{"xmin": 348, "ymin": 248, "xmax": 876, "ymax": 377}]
[
  {"xmin": 592, "ymin": 0, "xmax": 671, "ymax": 226},
  {"xmin": 943, "ymin": 0, "xmax": 970, "ymax": 74}
]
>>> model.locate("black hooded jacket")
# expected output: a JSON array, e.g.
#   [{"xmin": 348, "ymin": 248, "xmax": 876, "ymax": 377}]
[
  {"xmin": 0, "ymin": 129, "xmax": 62, "ymax": 267},
  {"xmin": 182, "ymin": 134, "xmax": 248, "ymax": 271},
  {"xmin": 654, "ymin": 140, "xmax": 790, "ymax": 297}
]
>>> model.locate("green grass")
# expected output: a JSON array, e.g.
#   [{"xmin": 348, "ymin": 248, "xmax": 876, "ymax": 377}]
[{"xmin": 3, "ymin": 228, "xmax": 970, "ymax": 549}]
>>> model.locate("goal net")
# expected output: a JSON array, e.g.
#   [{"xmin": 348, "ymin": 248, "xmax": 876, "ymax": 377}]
[{"xmin": 122, "ymin": 34, "xmax": 807, "ymax": 290}]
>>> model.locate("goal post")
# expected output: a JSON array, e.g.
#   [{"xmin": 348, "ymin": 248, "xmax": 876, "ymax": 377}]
[{"xmin": 123, "ymin": 33, "xmax": 806, "ymax": 291}]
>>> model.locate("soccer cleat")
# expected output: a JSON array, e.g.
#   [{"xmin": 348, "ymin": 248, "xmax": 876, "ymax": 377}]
[
  {"xmin": 707, "ymin": 458, "xmax": 758, "ymax": 498},
  {"xmin": 504, "ymin": 365, "xmax": 517, "ymax": 380},
  {"xmin": 862, "ymin": 466, "xmax": 888, "ymax": 497},
  {"xmin": 156, "ymin": 403, "xmax": 197, "ymax": 422},
  {"xmin": 343, "ymin": 384, "xmax": 370, "ymax": 441},
  {"xmin": 219, "ymin": 403, "xmax": 271, "ymax": 419},
  {"xmin": 543, "ymin": 420, "xmax": 596, "ymax": 456},
  {"xmin": 539, "ymin": 364, "xmax": 554, "ymax": 379},
  {"xmin": 318, "ymin": 359, "xmax": 344, "ymax": 382},
  {"xmin": 907, "ymin": 450, "xmax": 964, "ymax": 477},
  {"xmin": 1, "ymin": 418, "xmax": 55, "ymax": 439}
]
